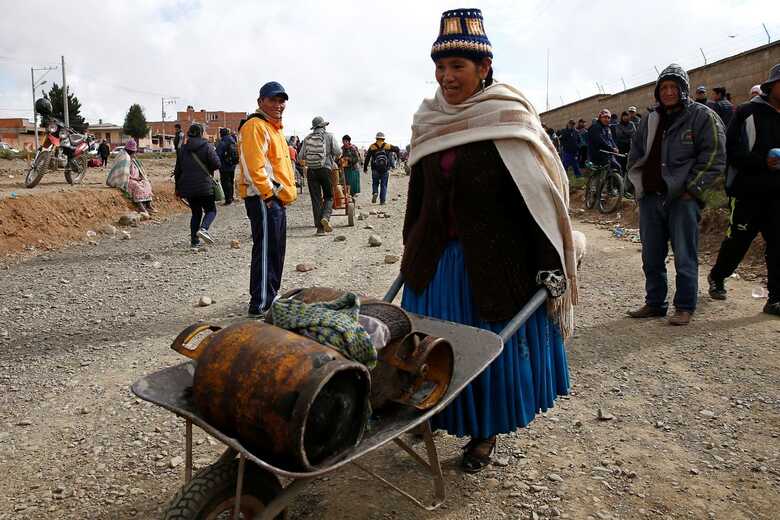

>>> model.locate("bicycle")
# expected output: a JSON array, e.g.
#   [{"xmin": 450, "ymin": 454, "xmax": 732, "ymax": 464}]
[{"xmin": 584, "ymin": 150, "xmax": 626, "ymax": 213}]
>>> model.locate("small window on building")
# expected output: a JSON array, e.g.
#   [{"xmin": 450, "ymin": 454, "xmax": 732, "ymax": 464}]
[{"xmin": 208, "ymin": 113, "xmax": 219, "ymax": 122}]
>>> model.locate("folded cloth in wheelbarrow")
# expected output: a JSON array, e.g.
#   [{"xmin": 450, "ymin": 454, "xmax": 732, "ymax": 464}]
[{"xmin": 270, "ymin": 292, "xmax": 378, "ymax": 368}]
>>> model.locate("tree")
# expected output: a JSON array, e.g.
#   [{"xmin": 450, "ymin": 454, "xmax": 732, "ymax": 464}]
[
  {"xmin": 47, "ymin": 83, "xmax": 88, "ymax": 133},
  {"xmin": 123, "ymin": 104, "xmax": 150, "ymax": 144}
]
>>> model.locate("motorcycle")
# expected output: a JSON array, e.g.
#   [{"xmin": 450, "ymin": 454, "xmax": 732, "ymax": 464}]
[{"xmin": 25, "ymin": 98, "xmax": 96, "ymax": 189}]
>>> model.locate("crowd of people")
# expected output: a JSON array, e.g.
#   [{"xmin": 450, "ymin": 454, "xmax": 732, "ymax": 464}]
[
  {"xmin": 97, "ymin": 7, "xmax": 779, "ymax": 476},
  {"xmin": 544, "ymin": 64, "xmax": 780, "ymax": 324}
]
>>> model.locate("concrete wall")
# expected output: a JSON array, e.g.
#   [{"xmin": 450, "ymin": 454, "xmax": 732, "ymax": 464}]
[{"xmin": 540, "ymin": 41, "xmax": 780, "ymax": 130}]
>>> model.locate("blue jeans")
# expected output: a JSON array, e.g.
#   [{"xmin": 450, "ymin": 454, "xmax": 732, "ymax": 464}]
[
  {"xmin": 561, "ymin": 151, "xmax": 582, "ymax": 177},
  {"xmin": 371, "ymin": 169, "xmax": 389, "ymax": 203},
  {"xmin": 639, "ymin": 193, "xmax": 701, "ymax": 312}
]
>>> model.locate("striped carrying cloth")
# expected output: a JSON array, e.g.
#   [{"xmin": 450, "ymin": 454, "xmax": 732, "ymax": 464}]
[{"xmin": 270, "ymin": 292, "xmax": 377, "ymax": 368}]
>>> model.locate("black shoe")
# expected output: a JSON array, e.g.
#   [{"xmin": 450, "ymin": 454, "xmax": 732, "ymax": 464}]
[
  {"xmin": 223, "ymin": 199, "xmax": 233, "ymax": 206},
  {"xmin": 248, "ymin": 305, "xmax": 265, "ymax": 318},
  {"xmin": 763, "ymin": 301, "xmax": 780, "ymax": 317},
  {"xmin": 627, "ymin": 305, "xmax": 667, "ymax": 318},
  {"xmin": 372, "ymin": 193, "xmax": 378, "ymax": 203},
  {"xmin": 708, "ymin": 274, "xmax": 727, "ymax": 300}
]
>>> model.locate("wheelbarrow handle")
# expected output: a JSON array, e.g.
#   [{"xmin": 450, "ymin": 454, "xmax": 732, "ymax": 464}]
[
  {"xmin": 383, "ymin": 273, "xmax": 547, "ymax": 344},
  {"xmin": 498, "ymin": 288, "xmax": 548, "ymax": 344},
  {"xmin": 383, "ymin": 273, "xmax": 405, "ymax": 303}
]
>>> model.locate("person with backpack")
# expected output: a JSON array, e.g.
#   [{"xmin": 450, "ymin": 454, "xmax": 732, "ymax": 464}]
[
  {"xmin": 299, "ymin": 116, "xmax": 341, "ymax": 234},
  {"xmin": 173, "ymin": 124, "xmax": 222, "ymax": 247},
  {"xmin": 215, "ymin": 128, "xmax": 238, "ymax": 205},
  {"xmin": 363, "ymin": 132, "xmax": 400, "ymax": 204}
]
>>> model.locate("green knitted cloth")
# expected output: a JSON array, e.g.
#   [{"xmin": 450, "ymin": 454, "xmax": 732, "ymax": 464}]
[{"xmin": 270, "ymin": 293, "xmax": 377, "ymax": 368}]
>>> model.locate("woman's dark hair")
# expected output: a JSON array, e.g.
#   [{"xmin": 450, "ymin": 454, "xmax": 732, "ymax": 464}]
[
  {"xmin": 187, "ymin": 124, "xmax": 203, "ymax": 138},
  {"xmin": 468, "ymin": 58, "xmax": 494, "ymax": 87},
  {"xmin": 342, "ymin": 135, "xmax": 351, "ymax": 141},
  {"xmin": 621, "ymin": 111, "xmax": 629, "ymax": 117}
]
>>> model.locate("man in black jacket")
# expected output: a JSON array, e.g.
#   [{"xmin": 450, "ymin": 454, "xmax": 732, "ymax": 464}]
[
  {"xmin": 708, "ymin": 64, "xmax": 780, "ymax": 316},
  {"xmin": 173, "ymin": 124, "xmax": 222, "ymax": 247},
  {"xmin": 588, "ymin": 109, "xmax": 619, "ymax": 168},
  {"xmin": 558, "ymin": 120, "xmax": 582, "ymax": 177},
  {"xmin": 215, "ymin": 128, "xmax": 237, "ymax": 205},
  {"xmin": 711, "ymin": 86, "xmax": 734, "ymax": 126}
]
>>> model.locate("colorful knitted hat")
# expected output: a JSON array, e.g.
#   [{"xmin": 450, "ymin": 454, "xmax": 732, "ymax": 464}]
[{"xmin": 430, "ymin": 8, "xmax": 493, "ymax": 62}]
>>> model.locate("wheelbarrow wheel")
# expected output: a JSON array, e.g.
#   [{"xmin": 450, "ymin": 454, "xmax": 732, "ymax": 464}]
[{"xmin": 163, "ymin": 459, "xmax": 286, "ymax": 520}]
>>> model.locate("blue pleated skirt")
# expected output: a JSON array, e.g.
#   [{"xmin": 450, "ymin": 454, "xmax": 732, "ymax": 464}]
[{"xmin": 401, "ymin": 241, "xmax": 570, "ymax": 438}]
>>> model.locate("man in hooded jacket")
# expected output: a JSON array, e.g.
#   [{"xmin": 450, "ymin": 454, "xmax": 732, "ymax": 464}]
[
  {"xmin": 626, "ymin": 64, "xmax": 726, "ymax": 326},
  {"xmin": 708, "ymin": 64, "xmax": 780, "ymax": 316}
]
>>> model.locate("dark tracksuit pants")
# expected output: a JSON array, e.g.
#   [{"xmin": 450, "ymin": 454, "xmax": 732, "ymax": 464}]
[
  {"xmin": 187, "ymin": 195, "xmax": 217, "ymax": 245},
  {"xmin": 371, "ymin": 168, "xmax": 390, "ymax": 203},
  {"xmin": 639, "ymin": 193, "xmax": 701, "ymax": 312},
  {"xmin": 219, "ymin": 167, "xmax": 235, "ymax": 203},
  {"xmin": 710, "ymin": 198, "xmax": 780, "ymax": 303},
  {"xmin": 307, "ymin": 167, "xmax": 333, "ymax": 231},
  {"xmin": 100, "ymin": 154, "xmax": 109, "ymax": 167},
  {"xmin": 245, "ymin": 196, "xmax": 287, "ymax": 312}
]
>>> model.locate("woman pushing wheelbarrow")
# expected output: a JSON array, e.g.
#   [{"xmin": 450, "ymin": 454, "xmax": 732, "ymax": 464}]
[{"xmin": 400, "ymin": 7, "xmax": 578, "ymax": 473}]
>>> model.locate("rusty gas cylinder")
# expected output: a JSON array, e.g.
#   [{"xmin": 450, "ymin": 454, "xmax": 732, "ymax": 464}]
[{"xmin": 171, "ymin": 320, "xmax": 371, "ymax": 471}]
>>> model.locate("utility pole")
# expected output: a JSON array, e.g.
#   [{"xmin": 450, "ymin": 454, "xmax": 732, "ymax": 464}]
[
  {"xmin": 545, "ymin": 48, "xmax": 550, "ymax": 111},
  {"xmin": 762, "ymin": 23, "xmax": 771, "ymax": 44},
  {"xmin": 161, "ymin": 96, "xmax": 179, "ymax": 150},
  {"xmin": 621, "ymin": 77, "xmax": 627, "ymax": 91},
  {"xmin": 31, "ymin": 65, "xmax": 56, "ymax": 151},
  {"xmin": 700, "ymin": 48, "xmax": 708, "ymax": 65},
  {"xmin": 61, "ymin": 56, "xmax": 69, "ymax": 128}
]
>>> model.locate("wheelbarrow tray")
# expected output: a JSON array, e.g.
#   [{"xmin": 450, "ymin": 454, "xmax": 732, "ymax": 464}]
[{"xmin": 131, "ymin": 313, "xmax": 503, "ymax": 479}]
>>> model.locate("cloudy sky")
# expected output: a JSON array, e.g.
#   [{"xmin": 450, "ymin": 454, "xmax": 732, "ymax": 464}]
[{"xmin": 1, "ymin": 0, "xmax": 778, "ymax": 145}]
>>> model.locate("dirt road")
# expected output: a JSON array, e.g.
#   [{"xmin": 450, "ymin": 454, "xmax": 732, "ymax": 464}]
[{"xmin": 1, "ymin": 170, "xmax": 778, "ymax": 520}]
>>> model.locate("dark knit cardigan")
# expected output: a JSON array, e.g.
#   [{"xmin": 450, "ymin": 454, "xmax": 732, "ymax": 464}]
[{"xmin": 401, "ymin": 140, "xmax": 561, "ymax": 322}]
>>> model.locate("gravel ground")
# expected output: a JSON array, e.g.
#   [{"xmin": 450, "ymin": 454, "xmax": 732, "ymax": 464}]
[{"xmin": 1, "ymin": 170, "xmax": 778, "ymax": 520}]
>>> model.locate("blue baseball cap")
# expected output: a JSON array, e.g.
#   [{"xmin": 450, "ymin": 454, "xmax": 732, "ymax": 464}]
[{"xmin": 258, "ymin": 81, "xmax": 288, "ymax": 100}]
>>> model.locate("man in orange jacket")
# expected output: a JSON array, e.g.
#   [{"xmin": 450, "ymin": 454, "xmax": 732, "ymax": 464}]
[{"xmin": 238, "ymin": 81, "xmax": 298, "ymax": 317}]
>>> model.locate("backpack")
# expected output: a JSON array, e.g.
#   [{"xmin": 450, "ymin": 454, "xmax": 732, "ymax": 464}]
[
  {"xmin": 303, "ymin": 132, "xmax": 327, "ymax": 169},
  {"xmin": 221, "ymin": 139, "xmax": 238, "ymax": 167},
  {"xmin": 371, "ymin": 144, "xmax": 389, "ymax": 171}
]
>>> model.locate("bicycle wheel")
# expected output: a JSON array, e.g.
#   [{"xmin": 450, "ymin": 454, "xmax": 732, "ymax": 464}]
[
  {"xmin": 584, "ymin": 173, "xmax": 599, "ymax": 209},
  {"xmin": 598, "ymin": 170, "xmax": 624, "ymax": 213}
]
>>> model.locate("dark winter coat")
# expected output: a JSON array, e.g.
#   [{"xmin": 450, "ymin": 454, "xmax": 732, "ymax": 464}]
[
  {"xmin": 627, "ymin": 64, "xmax": 726, "ymax": 203},
  {"xmin": 587, "ymin": 121, "xmax": 617, "ymax": 165},
  {"xmin": 401, "ymin": 140, "xmax": 561, "ymax": 322},
  {"xmin": 97, "ymin": 142, "xmax": 110, "ymax": 158},
  {"xmin": 173, "ymin": 137, "xmax": 221, "ymax": 198},
  {"xmin": 613, "ymin": 121, "xmax": 637, "ymax": 151},
  {"xmin": 725, "ymin": 95, "xmax": 780, "ymax": 199},
  {"xmin": 558, "ymin": 127, "xmax": 580, "ymax": 154},
  {"xmin": 712, "ymin": 99, "xmax": 735, "ymax": 127},
  {"xmin": 215, "ymin": 135, "xmax": 237, "ymax": 172}
]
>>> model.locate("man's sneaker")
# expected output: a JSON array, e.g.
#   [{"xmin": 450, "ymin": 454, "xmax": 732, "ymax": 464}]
[
  {"xmin": 372, "ymin": 193, "xmax": 378, "ymax": 203},
  {"xmin": 627, "ymin": 305, "xmax": 667, "ymax": 318},
  {"xmin": 248, "ymin": 305, "xmax": 264, "ymax": 318},
  {"xmin": 320, "ymin": 218, "xmax": 333, "ymax": 233},
  {"xmin": 669, "ymin": 309, "xmax": 693, "ymax": 326},
  {"xmin": 196, "ymin": 228, "xmax": 214, "ymax": 244},
  {"xmin": 708, "ymin": 274, "xmax": 727, "ymax": 300},
  {"xmin": 763, "ymin": 301, "xmax": 780, "ymax": 317}
]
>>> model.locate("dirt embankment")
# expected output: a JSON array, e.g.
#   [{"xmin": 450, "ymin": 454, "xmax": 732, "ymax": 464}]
[
  {"xmin": 569, "ymin": 191, "xmax": 768, "ymax": 278},
  {"xmin": 0, "ymin": 157, "xmax": 186, "ymax": 259}
]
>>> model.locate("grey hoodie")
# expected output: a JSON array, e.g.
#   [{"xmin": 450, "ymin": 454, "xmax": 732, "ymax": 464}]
[{"xmin": 627, "ymin": 64, "xmax": 726, "ymax": 203}]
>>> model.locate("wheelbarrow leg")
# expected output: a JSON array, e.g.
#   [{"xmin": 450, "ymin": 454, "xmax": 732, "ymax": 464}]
[
  {"xmin": 353, "ymin": 420, "xmax": 446, "ymax": 510},
  {"xmin": 232, "ymin": 454, "xmax": 246, "ymax": 520},
  {"xmin": 421, "ymin": 420, "xmax": 445, "ymax": 502}
]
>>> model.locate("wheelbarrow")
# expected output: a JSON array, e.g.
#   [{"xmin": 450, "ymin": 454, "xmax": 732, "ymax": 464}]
[
  {"xmin": 131, "ymin": 276, "xmax": 547, "ymax": 519},
  {"xmin": 330, "ymin": 164, "xmax": 355, "ymax": 227}
]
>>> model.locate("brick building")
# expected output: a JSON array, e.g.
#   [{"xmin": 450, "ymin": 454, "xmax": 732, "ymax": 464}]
[{"xmin": 148, "ymin": 106, "xmax": 247, "ymax": 147}]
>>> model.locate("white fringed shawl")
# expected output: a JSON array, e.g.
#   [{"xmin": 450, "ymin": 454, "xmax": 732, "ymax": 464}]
[{"xmin": 409, "ymin": 82, "xmax": 578, "ymax": 339}]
